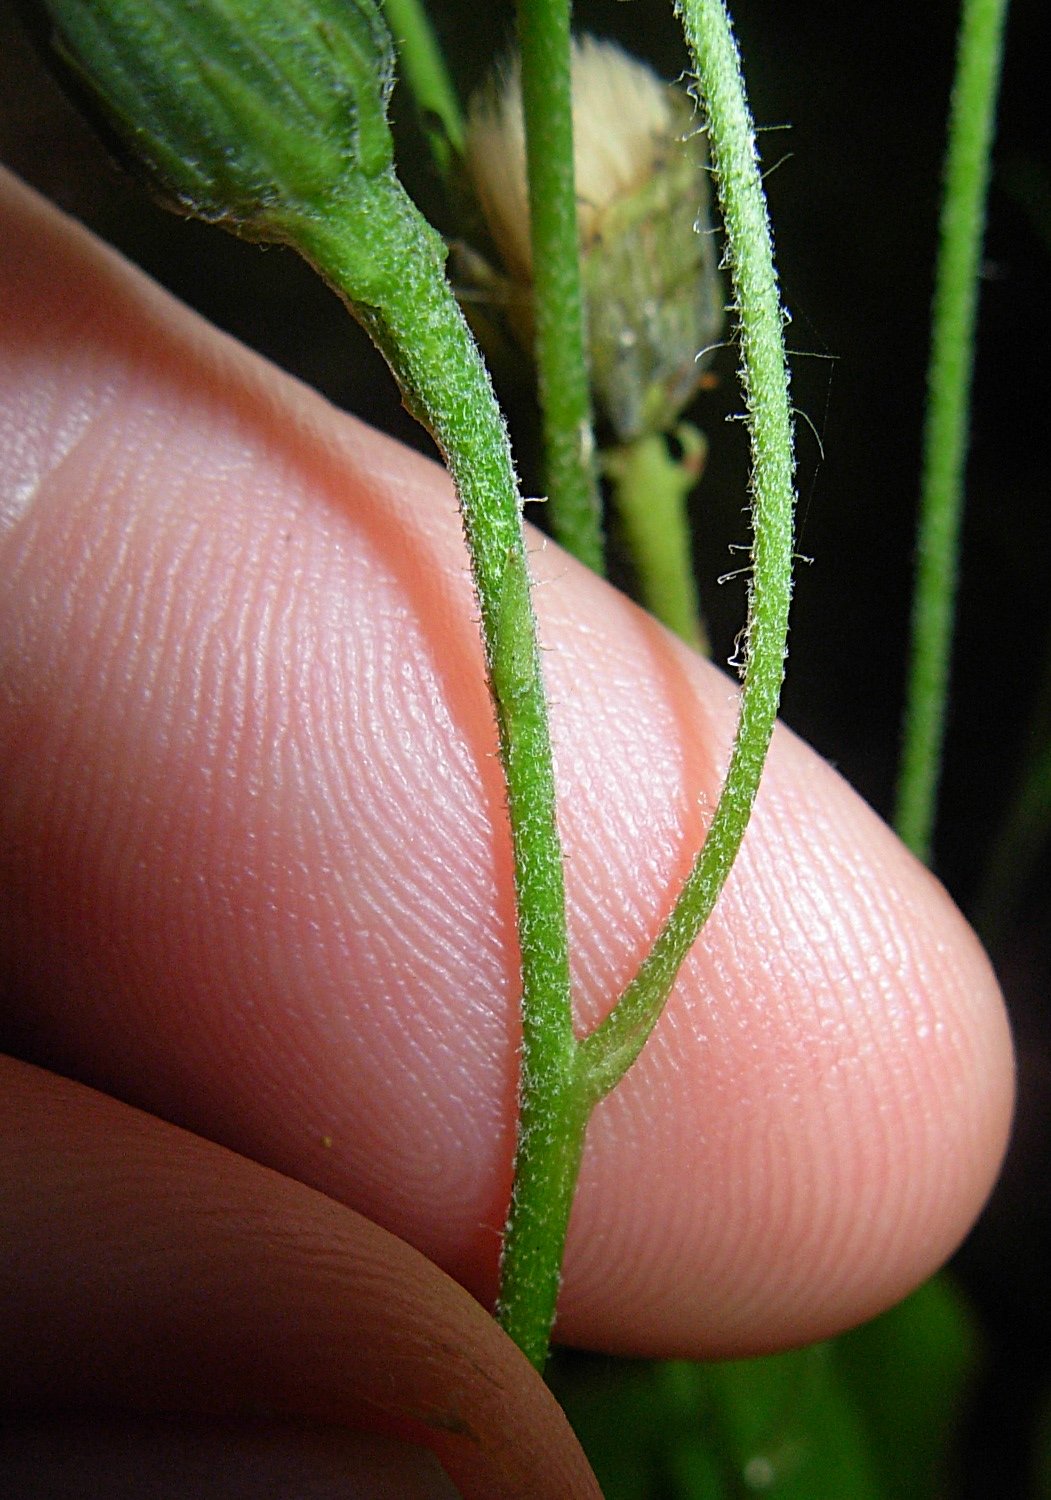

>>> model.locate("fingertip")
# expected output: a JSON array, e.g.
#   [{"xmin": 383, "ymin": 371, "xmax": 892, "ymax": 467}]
[
  {"xmin": 0, "ymin": 1058, "xmax": 600, "ymax": 1500},
  {"xmin": 0, "ymin": 169, "xmax": 1014, "ymax": 1364},
  {"xmin": 550, "ymin": 674, "xmax": 1013, "ymax": 1354},
  {"xmin": 1, "ymin": 1417, "xmax": 460, "ymax": 1500}
]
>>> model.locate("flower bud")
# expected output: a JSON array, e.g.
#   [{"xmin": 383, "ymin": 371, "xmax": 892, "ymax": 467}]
[
  {"xmin": 32, "ymin": 0, "xmax": 395, "ymax": 238},
  {"xmin": 466, "ymin": 36, "xmax": 724, "ymax": 442}
]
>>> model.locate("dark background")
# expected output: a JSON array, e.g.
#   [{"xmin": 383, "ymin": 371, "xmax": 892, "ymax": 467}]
[{"xmin": 2, "ymin": 1, "xmax": 1049, "ymax": 1491}]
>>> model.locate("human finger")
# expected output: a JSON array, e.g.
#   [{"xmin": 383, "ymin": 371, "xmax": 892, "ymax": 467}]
[
  {"xmin": 0, "ymin": 1056, "xmax": 599, "ymax": 1498},
  {"xmin": 0, "ymin": 166, "xmax": 1013, "ymax": 1356}
]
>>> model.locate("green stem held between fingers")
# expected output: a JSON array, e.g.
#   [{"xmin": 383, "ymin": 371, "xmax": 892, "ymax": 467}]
[
  {"xmin": 296, "ymin": 179, "xmax": 581, "ymax": 1306},
  {"xmin": 297, "ymin": 181, "xmax": 584, "ymax": 1372},
  {"xmin": 356, "ymin": 0, "xmax": 769, "ymax": 1364},
  {"xmin": 516, "ymin": 0, "xmax": 606, "ymax": 574},
  {"xmin": 895, "ymin": 0, "xmax": 1010, "ymax": 861},
  {"xmin": 328, "ymin": 0, "xmax": 798, "ymax": 1372}
]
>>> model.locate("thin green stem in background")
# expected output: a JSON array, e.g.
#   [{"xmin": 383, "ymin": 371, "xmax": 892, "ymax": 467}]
[
  {"xmin": 895, "ymin": 0, "xmax": 1010, "ymax": 860},
  {"xmin": 516, "ymin": 0, "xmax": 605, "ymax": 574},
  {"xmin": 606, "ymin": 427, "xmax": 710, "ymax": 654},
  {"xmin": 381, "ymin": 0, "xmax": 465, "ymax": 173}
]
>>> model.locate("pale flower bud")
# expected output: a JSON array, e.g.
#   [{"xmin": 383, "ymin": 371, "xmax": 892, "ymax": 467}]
[{"xmin": 466, "ymin": 36, "xmax": 724, "ymax": 441}]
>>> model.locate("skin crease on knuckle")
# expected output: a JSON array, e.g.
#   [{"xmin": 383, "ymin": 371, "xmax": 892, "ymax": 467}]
[{"xmin": 0, "ymin": 164, "xmax": 1013, "ymax": 1366}]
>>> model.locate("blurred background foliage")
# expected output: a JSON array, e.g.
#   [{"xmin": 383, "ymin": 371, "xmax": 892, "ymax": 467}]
[{"xmin": 3, "ymin": 0, "xmax": 1049, "ymax": 1492}]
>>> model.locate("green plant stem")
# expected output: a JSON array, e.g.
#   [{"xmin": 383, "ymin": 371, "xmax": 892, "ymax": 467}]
[
  {"xmin": 606, "ymin": 428, "xmax": 710, "ymax": 654},
  {"xmin": 578, "ymin": 0, "xmax": 797, "ymax": 1104},
  {"xmin": 297, "ymin": 177, "xmax": 581, "ymax": 1372},
  {"xmin": 497, "ymin": 1073, "xmax": 591, "ymax": 1369},
  {"xmin": 895, "ymin": 0, "xmax": 1009, "ymax": 860},
  {"xmin": 381, "ymin": 0, "xmax": 465, "ymax": 172},
  {"xmin": 516, "ymin": 0, "xmax": 605, "ymax": 574},
  {"xmin": 498, "ymin": 0, "xmax": 797, "ymax": 1364}
]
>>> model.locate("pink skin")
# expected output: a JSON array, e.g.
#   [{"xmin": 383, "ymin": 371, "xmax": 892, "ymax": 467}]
[
  {"xmin": 0, "ymin": 1057, "xmax": 596, "ymax": 1499},
  {"xmin": 0, "ymin": 167, "xmax": 1013, "ymax": 1487}
]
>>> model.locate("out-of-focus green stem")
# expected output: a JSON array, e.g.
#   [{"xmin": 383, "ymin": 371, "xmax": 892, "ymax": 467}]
[
  {"xmin": 516, "ymin": 0, "xmax": 605, "ymax": 574},
  {"xmin": 606, "ymin": 428, "xmax": 710, "ymax": 654},
  {"xmin": 381, "ymin": 0, "xmax": 465, "ymax": 173},
  {"xmin": 895, "ymin": 0, "xmax": 1010, "ymax": 861}
]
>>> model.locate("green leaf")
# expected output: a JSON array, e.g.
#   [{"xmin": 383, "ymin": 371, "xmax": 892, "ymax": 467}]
[
  {"xmin": 692, "ymin": 1348, "xmax": 883, "ymax": 1499},
  {"xmin": 837, "ymin": 1277, "xmax": 978, "ymax": 1500},
  {"xmin": 32, "ymin": 0, "xmax": 395, "ymax": 234},
  {"xmin": 553, "ymin": 1345, "xmax": 882, "ymax": 1499},
  {"xmin": 554, "ymin": 1281, "xmax": 977, "ymax": 1500}
]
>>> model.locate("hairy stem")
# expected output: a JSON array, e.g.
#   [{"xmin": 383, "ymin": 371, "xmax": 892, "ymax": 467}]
[
  {"xmin": 298, "ymin": 181, "xmax": 580, "ymax": 1374},
  {"xmin": 895, "ymin": 0, "xmax": 1010, "ymax": 860},
  {"xmin": 500, "ymin": 0, "xmax": 798, "ymax": 1364},
  {"xmin": 579, "ymin": 0, "xmax": 796, "ymax": 1102},
  {"xmin": 517, "ymin": 0, "xmax": 605, "ymax": 573}
]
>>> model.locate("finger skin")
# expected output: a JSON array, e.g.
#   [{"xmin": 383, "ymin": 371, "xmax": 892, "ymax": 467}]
[
  {"xmin": 0, "ymin": 1057, "xmax": 599, "ymax": 1499},
  {"xmin": 0, "ymin": 166, "xmax": 1013, "ymax": 1356},
  {"xmin": 2, "ymin": 1419, "xmax": 462, "ymax": 1500}
]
